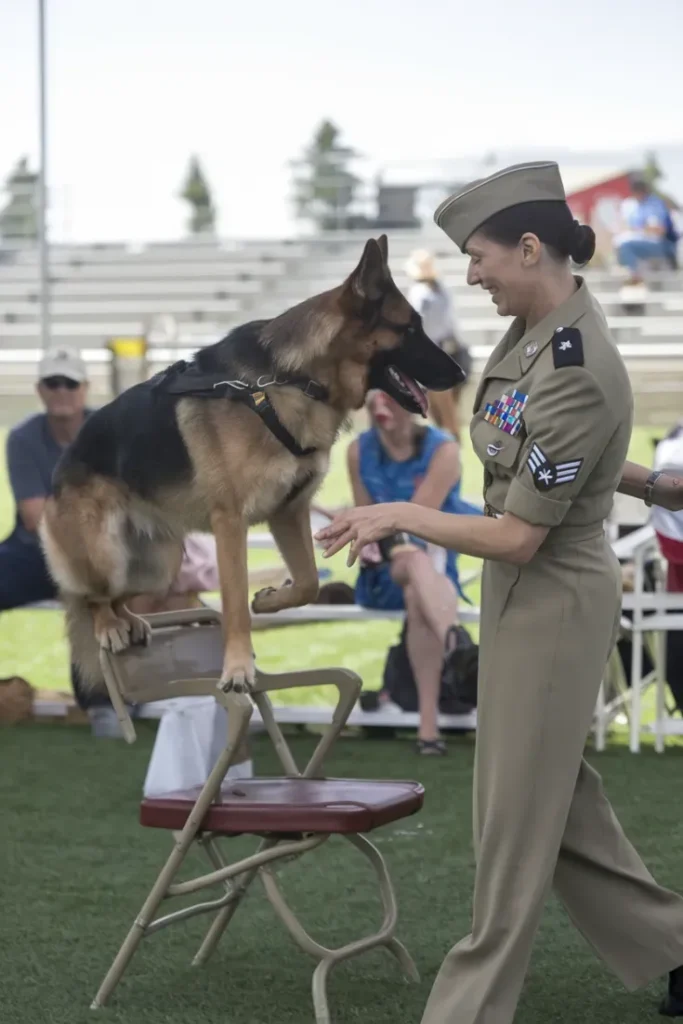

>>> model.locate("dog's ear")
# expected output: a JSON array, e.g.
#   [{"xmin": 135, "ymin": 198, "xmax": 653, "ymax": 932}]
[
  {"xmin": 346, "ymin": 238, "xmax": 388, "ymax": 304},
  {"xmin": 376, "ymin": 234, "xmax": 389, "ymax": 265}
]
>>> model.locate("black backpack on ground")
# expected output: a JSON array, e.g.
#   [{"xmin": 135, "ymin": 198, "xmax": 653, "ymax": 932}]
[{"xmin": 381, "ymin": 623, "xmax": 478, "ymax": 715}]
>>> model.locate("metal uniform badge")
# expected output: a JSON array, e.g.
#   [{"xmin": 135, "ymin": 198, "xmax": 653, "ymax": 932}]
[{"xmin": 483, "ymin": 389, "xmax": 528, "ymax": 437}]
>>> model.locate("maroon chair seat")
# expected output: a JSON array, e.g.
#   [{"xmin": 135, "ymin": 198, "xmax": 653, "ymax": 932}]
[{"xmin": 140, "ymin": 777, "xmax": 425, "ymax": 835}]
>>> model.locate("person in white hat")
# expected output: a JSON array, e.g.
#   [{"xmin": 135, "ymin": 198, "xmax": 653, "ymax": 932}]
[{"xmin": 404, "ymin": 248, "xmax": 471, "ymax": 440}]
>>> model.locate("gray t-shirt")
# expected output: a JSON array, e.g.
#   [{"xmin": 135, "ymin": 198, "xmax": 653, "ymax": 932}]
[
  {"xmin": 407, "ymin": 281, "xmax": 459, "ymax": 347},
  {"xmin": 5, "ymin": 412, "xmax": 84, "ymax": 546}
]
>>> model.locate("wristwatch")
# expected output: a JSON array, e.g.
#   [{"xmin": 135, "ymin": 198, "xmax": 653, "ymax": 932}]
[
  {"xmin": 644, "ymin": 470, "xmax": 663, "ymax": 507},
  {"xmin": 378, "ymin": 532, "xmax": 413, "ymax": 560}
]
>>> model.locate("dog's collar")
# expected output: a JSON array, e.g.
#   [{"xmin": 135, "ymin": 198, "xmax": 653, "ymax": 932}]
[{"xmin": 153, "ymin": 360, "xmax": 326, "ymax": 458}]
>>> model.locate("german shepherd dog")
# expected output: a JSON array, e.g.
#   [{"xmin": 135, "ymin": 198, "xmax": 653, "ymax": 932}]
[{"xmin": 40, "ymin": 236, "xmax": 464, "ymax": 695}]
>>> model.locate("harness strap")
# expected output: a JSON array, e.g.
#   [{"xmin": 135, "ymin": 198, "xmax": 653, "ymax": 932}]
[
  {"xmin": 156, "ymin": 360, "xmax": 329, "ymax": 403},
  {"xmin": 153, "ymin": 359, "xmax": 323, "ymax": 458},
  {"xmin": 238, "ymin": 389, "xmax": 317, "ymax": 458}
]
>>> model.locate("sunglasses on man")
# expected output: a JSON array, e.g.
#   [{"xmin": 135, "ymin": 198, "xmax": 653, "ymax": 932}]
[{"xmin": 41, "ymin": 375, "xmax": 81, "ymax": 391}]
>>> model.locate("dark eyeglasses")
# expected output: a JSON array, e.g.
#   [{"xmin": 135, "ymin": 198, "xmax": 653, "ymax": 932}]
[{"xmin": 41, "ymin": 376, "xmax": 81, "ymax": 390}]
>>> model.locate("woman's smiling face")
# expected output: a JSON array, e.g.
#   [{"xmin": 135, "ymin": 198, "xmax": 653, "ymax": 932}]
[{"xmin": 465, "ymin": 230, "xmax": 541, "ymax": 319}]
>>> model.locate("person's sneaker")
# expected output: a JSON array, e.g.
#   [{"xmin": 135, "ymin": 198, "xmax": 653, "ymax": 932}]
[{"xmin": 660, "ymin": 967, "xmax": 683, "ymax": 1016}]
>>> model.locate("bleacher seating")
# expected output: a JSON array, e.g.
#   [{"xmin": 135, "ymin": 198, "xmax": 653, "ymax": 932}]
[{"xmin": 0, "ymin": 231, "xmax": 682, "ymax": 423}]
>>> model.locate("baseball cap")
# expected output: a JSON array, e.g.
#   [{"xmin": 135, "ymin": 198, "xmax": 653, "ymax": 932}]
[{"xmin": 37, "ymin": 346, "xmax": 88, "ymax": 384}]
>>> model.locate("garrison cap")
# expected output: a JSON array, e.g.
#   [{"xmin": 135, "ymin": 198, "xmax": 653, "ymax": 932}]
[{"xmin": 434, "ymin": 161, "xmax": 567, "ymax": 250}]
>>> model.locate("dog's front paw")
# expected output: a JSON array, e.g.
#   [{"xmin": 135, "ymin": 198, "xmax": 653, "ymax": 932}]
[
  {"xmin": 96, "ymin": 616, "xmax": 133, "ymax": 654},
  {"xmin": 219, "ymin": 662, "xmax": 255, "ymax": 696},
  {"xmin": 251, "ymin": 579, "xmax": 295, "ymax": 615},
  {"xmin": 220, "ymin": 671, "xmax": 253, "ymax": 696},
  {"xmin": 126, "ymin": 612, "xmax": 152, "ymax": 647}
]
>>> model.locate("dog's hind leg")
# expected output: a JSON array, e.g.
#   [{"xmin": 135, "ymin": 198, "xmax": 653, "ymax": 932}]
[
  {"xmin": 106, "ymin": 533, "xmax": 184, "ymax": 647},
  {"xmin": 210, "ymin": 506, "xmax": 254, "ymax": 695},
  {"xmin": 252, "ymin": 498, "xmax": 320, "ymax": 615}
]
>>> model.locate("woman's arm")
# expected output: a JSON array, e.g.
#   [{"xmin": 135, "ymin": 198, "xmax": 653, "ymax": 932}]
[
  {"xmin": 316, "ymin": 502, "xmax": 548, "ymax": 567},
  {"xmin": 400, "ymin": 505, "xmax": 547, "ymax": 564},
  {"xmin": 617, "ymin": 461, "xmax": 683, "ymax": 511},
  {"xmin": 347, "ymin": 439, "xmax": 373, "ymax": 506},
  {"xmin": 411, "ymin": 439, "xmax": 461, "ymax": 509}
]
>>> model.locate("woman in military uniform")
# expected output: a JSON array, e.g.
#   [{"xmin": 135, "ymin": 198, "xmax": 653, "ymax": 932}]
[{"xmin": 316, "ymin": 161, "xmax": 683, "ymax": 1024}]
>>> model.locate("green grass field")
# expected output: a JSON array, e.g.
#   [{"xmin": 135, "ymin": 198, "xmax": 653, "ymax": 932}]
[
  {"xmin": 1, "ymin": 418, "xmax": 680, "ymax": 1024},
  {"xmin": 0, "ymin": 424, "xmax": 660, "ymax": 698},
  {"xmin": 2, "ymin": 725, "xmax": 683, "ymax": 1024}
]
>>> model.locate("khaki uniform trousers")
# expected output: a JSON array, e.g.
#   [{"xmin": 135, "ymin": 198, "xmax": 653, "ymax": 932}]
[{"xmin": 421, "ymin": 529, "xmax": 683, "ymax": 1024}]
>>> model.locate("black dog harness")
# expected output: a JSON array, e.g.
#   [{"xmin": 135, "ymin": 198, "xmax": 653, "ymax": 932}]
[{"xmin": 153, "ymin": 359, "xmax": 329, "ymax": 458}]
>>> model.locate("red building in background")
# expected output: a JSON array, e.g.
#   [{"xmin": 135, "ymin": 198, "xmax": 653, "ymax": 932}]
[
  {"xmin": 563, "ymin": 168, "xmax": 634, "ymax": 263},
  {"xmin": 564, "ymin": 166, "xmax": 680, "ymax": 263}
]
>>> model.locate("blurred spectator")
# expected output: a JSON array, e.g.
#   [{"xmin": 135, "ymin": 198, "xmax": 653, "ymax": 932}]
[
  {"xmin": 0, "ymin": 350, "xmax": 223, "ymax": 737},
  {"xmin": 345, "ymin": 390, "xmax": 480, "ymax": 754},
  {"xmin": 404, "ymin": 249, "xmax": 471, "ymax": 440},
  {"xmin": 614, "ymin": 175, "xmax": 679, "ymax": 285},
  {"xmin": 0, "ymin": 347, "xmax": 90, "ymax": 612},
  {"xmin": 649, "ymin": 420, "xmax": 683, "ymax": 712}
]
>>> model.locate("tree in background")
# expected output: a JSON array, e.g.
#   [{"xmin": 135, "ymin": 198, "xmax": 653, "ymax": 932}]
[
  {"xmin": 179, "ymin": 156, "xmax": 216, "ymax": 235},
  {"xmin": 290, "ymin": 120, "xmax": 361, "ymax": 231},
  {"xmin": 0, "ymin": 157, "xmax": 39, "ymax": 242},
  {"xmin": 642, "ymin": 150, "xmax": 663, "ymax": 188},
  {"xmin": 639, "ymin": 150, "xmax": 680, "ymax": 214}
]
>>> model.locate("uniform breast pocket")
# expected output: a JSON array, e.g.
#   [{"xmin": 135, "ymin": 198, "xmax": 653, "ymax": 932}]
[{"xmin": 471, "ymin": 414, "xmax": 525, "ymax": 470}]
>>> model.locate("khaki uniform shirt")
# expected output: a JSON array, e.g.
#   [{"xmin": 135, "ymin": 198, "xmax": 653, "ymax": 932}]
[{"xmin": 470, "ymin": 277, "xmax": 633, "ymax": 530}]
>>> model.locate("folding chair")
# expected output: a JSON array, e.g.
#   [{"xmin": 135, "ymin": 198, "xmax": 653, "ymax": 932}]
[{"xmin": 92, "ymin": 608, "xmax": 424, "ymax": 1024}]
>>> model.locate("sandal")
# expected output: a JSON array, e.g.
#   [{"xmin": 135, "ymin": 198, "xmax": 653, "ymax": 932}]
[{"xmin": 416, "ymin": 738, "xmax": 447, "ymax": 756}]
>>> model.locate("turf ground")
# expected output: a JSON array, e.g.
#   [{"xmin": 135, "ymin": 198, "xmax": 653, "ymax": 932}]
[{"xmin": 2, "ymin": 726, "xmax": 683, "ymax": 1024}]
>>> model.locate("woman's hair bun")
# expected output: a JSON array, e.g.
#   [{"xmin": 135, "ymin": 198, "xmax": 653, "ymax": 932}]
[{"xmin": 570, "ymin": 221, "xmax": 596, "ymax": 265}]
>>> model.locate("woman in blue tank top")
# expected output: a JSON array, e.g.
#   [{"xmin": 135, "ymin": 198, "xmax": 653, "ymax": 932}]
[{"xmin": 346, "ymin": 390, "xmax": 481, "ymax": 752}]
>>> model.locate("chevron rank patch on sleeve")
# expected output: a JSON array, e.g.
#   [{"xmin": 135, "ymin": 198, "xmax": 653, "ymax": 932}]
[{"xmin": 526, "ymin": 443, "xmax": 584, "ymax": 491}]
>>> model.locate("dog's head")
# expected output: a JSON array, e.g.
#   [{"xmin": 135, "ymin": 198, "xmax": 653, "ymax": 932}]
[
  {"xmin": 259, "ymin": 235, "xmax": 466, "ymax": 416},
  {"xmin": 335, "ymin": 235, "xmax": 466, "ymax": 415}
]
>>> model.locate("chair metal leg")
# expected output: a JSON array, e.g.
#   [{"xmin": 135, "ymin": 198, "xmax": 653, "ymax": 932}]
[
  {"xmin": 259, "ymin": 830, "xmax": 419, "ymax": 1024},
  {"xmin": 385, "ymin": 935, "xmax": 421, "ymax": 982},
  {"xmin": 311, "ymin": 958, "xmax": 334, "ymax": 1024},
  {"xmin": 92, "ymin": 695, "xmax": 253, "ymax": 1007},
  {"xmin": 192, "ymin": 850, "xmax": 265, "ymax": 967},
  {"xmin": 310, "ymin": 934, "xmax": 418, "ymax": 1024},
  {"xmin": 91, "ymin": 838, "xmax": 190, "ymax": 1008}
]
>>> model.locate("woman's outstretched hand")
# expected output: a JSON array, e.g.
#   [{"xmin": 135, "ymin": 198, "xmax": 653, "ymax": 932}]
[{"xmin": 314, "ymin": 503, "xmax": 408, "ymax": 566}]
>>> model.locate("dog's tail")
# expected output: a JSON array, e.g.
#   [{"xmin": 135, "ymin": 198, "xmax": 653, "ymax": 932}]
[{"xmin": 63, "ymin": 596, "xmax": 106, "ymax": 691}]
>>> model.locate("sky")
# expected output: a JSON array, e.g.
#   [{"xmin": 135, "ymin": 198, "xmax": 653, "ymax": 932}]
[{"xmin": 2, "ymin": 0, "xmax": 683, "ymax": 242}]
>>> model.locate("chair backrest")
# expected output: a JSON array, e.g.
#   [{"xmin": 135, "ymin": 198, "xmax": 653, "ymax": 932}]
[
  {"xmin": 99, "ymin": 607, "xmax": 362, "ymax": 778},
  {"xmin": 100, "ymin": 607, "xmax": 227, "ymax": 707}
]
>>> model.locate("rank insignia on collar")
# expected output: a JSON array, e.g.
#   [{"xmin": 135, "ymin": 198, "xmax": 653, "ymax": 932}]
[
  {"xmin": 483, "ymin": 388, "xmax": 528, "ymax": 436},
  {"xmin": 552, "ymin": 327, "xmax": 584, "ymax": 368},
  {"xmin": 527, "ymin": 443, "xmax": 583, "ymax": 491}
]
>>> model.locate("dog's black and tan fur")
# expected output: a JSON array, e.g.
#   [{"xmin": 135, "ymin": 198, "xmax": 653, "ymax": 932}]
[{"xmin": 39, "ymin": 236, "xmax": 463, "ymax": 694}]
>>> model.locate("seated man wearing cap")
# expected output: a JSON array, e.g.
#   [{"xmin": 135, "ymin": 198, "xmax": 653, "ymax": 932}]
[
  {"xmin": 1, "ymin": 349, "xmax": 233, "ymax": 742},
  {"xmin": 0, "ymin": 347, "xmax": 90, "ymax": 613}
]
